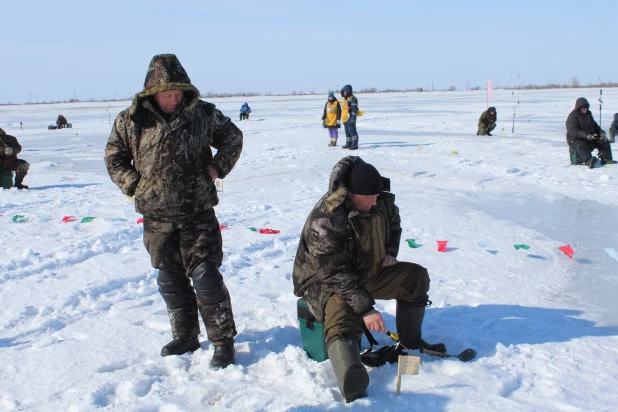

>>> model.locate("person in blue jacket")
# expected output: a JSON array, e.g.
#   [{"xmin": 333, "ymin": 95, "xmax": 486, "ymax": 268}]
[{"xmin": 240, "ymin": 102, "xmax": 251, "ymax": 121}]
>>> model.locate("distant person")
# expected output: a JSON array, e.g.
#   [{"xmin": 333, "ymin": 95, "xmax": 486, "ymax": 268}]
[
  {"xmin": 321, "ymin": 92, "xmax": 341, "ymax": 147},
  {"xmin": 477, "ymin": 107, "xmax": 497, "ymax": 136},
  {"xmin": 340, "ymin": 85, "xmax": 359, "ymax": 150},
  {"xmin": 105, "ymin": 54, "xmax": 243, "ymax": 369},
  {"xmin": 566, "ymin": 98, "xmax": 615, "ymax": 168},
  {"xmin": 0, "ymin": 128, "xmax": 30, "ymax": 189},
  {"xmin": 609, "ymin": 113, "xmax": 618, "ymax": 144},
  {"xmin": 56, "ymin": 115, "xmax": 68, "ymax": 129},
  {"xmin": 239, "ymin": 102, "xmax": 251, "ymax": 121}
]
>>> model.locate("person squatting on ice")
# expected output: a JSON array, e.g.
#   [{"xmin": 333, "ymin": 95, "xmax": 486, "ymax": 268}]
[
  {"xmin": 340, "ymin": 85, "xmax": 359, "ymax": 150},
  {"xmin": 566, "ymin": 97, "xmax": 615, "ymax": 168},
  {"xmin": 293, "ymin": 156, "xmax": 445, "ymax": 402},
  {"xmin": 239, "ymin": 102, "xmax": 251, "ymax": 121},
  {"xmin": 477, "ymin": 107, "xmax": 497, "ymax": 136},
  {"xmin": 322, "ymin": 92, "xmax": 341, "ymax": 147},
  {"xmin": 104, "ymin": 54, "xmax": 243, "ymax": 369},
  {"xmin": 0, "ymin": 128, "xmax": 30, "ymax": 189}
]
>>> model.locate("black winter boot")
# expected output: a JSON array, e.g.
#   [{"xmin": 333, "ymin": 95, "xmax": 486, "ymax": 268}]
[
  {"xmin": 161, "ymin": 306, "xmax": 201, "ymax": 357},
  {"xmin": 585, "ymin": 156, "xmax": 597, "ymax": 169},
  {"xmin": 210, "ymin": 340, "xmax": 235, "ymax": 369},
  {"xmin": 396, "ymin": 300, "xmax": 446, "ymax": 353},
  {"xmin": 14, "ymin": 173, "xmax": 28, "ymax": 190},
  {"xmin": 327, "ymin": 337, "xmax": 369, "ymax": 402}
]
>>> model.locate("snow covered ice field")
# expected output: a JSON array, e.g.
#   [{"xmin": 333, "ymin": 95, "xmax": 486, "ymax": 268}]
[{"xmin": 1, "ymin": 88, "xmax": 618, "ymax": 411}]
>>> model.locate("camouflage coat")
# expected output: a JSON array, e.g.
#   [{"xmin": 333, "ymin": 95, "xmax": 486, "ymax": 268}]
[
  {"xmin": 0, "ymin": 131, "xmax": 23, "ymax": 169},
  {"xmin": 479, "ymin": 108, "xmax": 497, "ymax": 126},
  {"xmin": 293, "ymin": 156, "xmax": 402, "ymax": 322},
  {"xmin": 104, "ymin": 55, "xmax": 243, "ymax": 218}
]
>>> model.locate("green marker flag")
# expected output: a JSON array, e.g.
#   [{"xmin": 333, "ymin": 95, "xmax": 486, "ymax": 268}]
[
  {"xmin": 406, "ymin": 239, "xmax": 419, "ymax": 248},
  {"xmin": 514, "ymin": 244, "xmax": 530, "ymax": 250},
  {"xmin": 13, "ymin": 215, "xmax": 25, "ymax": 222},
  {"xmin": 81, "ymin": 217, "xmax": 95, "ymax": 223},
  {"xmin": 249, "ymin": 227, "xmax": 258, "ymax": 232}
]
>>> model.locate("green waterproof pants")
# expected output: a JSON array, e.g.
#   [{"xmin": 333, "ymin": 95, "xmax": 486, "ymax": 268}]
[
  {"xmin": 323, "ymin": 262, "xmax": 430, "ymax": 341},
  {"xmin": 477, "ymin": 123, "xmax": 496, "ymax": 136}
]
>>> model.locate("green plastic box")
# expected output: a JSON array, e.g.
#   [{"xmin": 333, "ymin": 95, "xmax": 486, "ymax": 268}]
[
  {"xmin": 0, "ymin": 172, "xmax": 12, "ymax": 189},
  {"xmin": 569, "ymin": 147, "xmax": 583, "ymax": 165},
  {"xmin": 297, "ymin": 298, "xmax": 328, "ymax": 362}
]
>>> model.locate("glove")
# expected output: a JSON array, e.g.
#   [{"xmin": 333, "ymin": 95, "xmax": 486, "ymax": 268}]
[
  {"xmin": 4, "ymin": 147, "xmax": 13, "ymax": 155},
  {"xmin": 587, "ymin": 134, "xmax": 595, "ymax": 140},
  {"xmin": 601, "ymin": 131, "xmax": 607, "ymax": 140}
]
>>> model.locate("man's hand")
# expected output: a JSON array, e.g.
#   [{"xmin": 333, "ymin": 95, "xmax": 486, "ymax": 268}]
[
  {"xmin": 601, "ymin": 131, "xmax": 608, "ymax": 141},
  {"xmin": 381, "ymin": 254, "xmax": 398, "ymax": 268},
  {"xmin": 206, "ymin": 165, "xmax": 218, "ymax": 182},
  {"xmin": 587, "ymin": 134, "xmax": 595, "ymax": 140},
  {"xmin": 4, "ymin": 147, "xmax": 13, "ymax": 155},
  {"xmin": 363, "ymin": 309, "xmax": 386, "ymax": 334}
]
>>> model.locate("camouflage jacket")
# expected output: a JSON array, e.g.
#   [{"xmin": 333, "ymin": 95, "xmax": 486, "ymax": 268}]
[
  {"xmin": 0, "ymin": 132, "xmax": 22, "ymax": 169},
  {"xmin": 292, "ymin": 156, "xmax": 402, "ymax": 322},
  {"xmin": 104, "ymin": 54, "xmax": 243, "ymax": 218},
  {"xmin": 479, "ymin": 108, "xmax": 497, "ymax": 126}
]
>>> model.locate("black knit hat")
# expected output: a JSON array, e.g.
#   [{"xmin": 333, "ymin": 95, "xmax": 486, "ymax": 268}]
[{"xmin": 349, "ymin": 163, "xmax": 382, "ymax": 195}]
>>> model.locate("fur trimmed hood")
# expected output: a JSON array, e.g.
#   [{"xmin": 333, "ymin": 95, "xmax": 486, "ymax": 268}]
[
  {"xmin": 129, "ymin": 54, "xmax": 201, "ymax": 116},
  {"xmin": 324, "ymin": 156, "xmax": 364, "ymax": 213}
]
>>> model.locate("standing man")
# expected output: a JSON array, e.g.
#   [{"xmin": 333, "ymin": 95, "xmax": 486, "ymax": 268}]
[
  {"xmin": 293, "ymin": 156, "xmax": 444, "ymax": 402},
  {"xmin": 566, "ymin": 97, "xmax": 615, "ymax": 168},
  {"xmin": 0, "ymin": 128, "xmax": 30, "ymax": 189},
  {"xmin": 609, "ymin": 113, "xmax": 618, "ymax": 144},
  {"xmin": 477, "ymin": 107, "xmax": 497, "ymax": 136},
  {"xmin": 104, "ymin": 54, "xmax": 243, "ymax": 369},
  {"xmin": 340, "ymin": 85, "xmax": 359, "ymax": 150}
]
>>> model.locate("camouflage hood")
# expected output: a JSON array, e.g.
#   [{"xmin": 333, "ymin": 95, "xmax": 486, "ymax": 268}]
[{"xmin": 130, "ymin": 54, "xmax": 201, "ymax": 116}]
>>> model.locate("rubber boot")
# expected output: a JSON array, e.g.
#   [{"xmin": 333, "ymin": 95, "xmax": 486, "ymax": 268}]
[
  {"xmin": 585, "ymin": 156, "xmax": 597, "ymax": 169},
  {"xmin": 210, "ymin": 340, "xmax": 235, "ymax": 369},
  {"xmin": 396, "ymin": 300, "xmax": 446, "ymax": 353},
  {"xmin": 349, "ymin": 137, "xmax": 359, "ymax": 150},
  {"xmin": 342, "ymin": 138, "xmax": 352, "ymax": 149},
  {"xmin": 327, "ymin": 337, "xmax": 369, "ymax": 403},
  {"xmin": 14, "ymin": 173, "xmax": 28, "ymax": 190},
  {"xmin": 161, "ymin": 306, "xmax": 201, "ymax": 357}
]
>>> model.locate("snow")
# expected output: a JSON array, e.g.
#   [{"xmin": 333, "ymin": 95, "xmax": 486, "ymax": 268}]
[{"xmin": 1, "ymin": 88, "xmax": 617, "ymax": 411}]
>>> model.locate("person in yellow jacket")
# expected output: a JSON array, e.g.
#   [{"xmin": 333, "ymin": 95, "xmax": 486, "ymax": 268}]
[{"xmin": 321, "ymin": 92, "xmax": 341, "ymax": 147}]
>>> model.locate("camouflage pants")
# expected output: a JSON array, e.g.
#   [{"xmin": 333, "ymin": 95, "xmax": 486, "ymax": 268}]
[
  {"xmin": 1, "ymin": 158, "xmax": 29, "ymax": 175},
  {"xmin": 143, "ymin": 209, "xmax": 236, "ymax": 342},
  {"xmin": 477, "ymin": 123, "xmax": 496, "ymax": 135},
  {"xmin": 323, "ymin": 262, "xmax": 430, "ymax": 340}
]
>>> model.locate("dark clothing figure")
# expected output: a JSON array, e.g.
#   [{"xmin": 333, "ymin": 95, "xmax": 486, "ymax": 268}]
[
  {"xmin": 477, "ymin": 107, "xmax": 497, "ymax": 136},
  {"xmin": 293, "ymin": 156, "xmax": 442, "ymax": 402},
  {"xmin": 56, "ymin": 115, "xmax": 68, "ymax": 129},
  {"xmin": 239, "ymin": 102, "xmax": 251, "ymax": 121},
  {"xmin": 0, "ymin": 128, "xmax": 29, "ymax": 189},
  {"xmin": 340, "ymin": 85, "xmax": 359, "ymax": 150},
  {"xmin": 104, "ymin": 54, "xmax": 243, "ymax": 368},
  {"xmin": 609, "ymin": 113, "xmax": 618, "ymax": 143},
  {"xmin": 566, "ymin": 98, "xmax": 614, "ymax": 168}
]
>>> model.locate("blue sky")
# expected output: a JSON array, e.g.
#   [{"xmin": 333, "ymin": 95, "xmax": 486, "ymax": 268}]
[{"xmin": 1, "ymin": 0, "xmax": 615, "ymax": 103}]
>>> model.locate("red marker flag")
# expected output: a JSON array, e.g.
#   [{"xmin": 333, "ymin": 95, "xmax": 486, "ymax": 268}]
[
  {"xmin": 137, "ymin": 217, "xmax": 144, "ymax": 224},
  {"xmin": 62, "ymin": 216, "xmax": 77, "ymax": 223},
  {"xmin": 259, "ymin": 228, "xmax": 280, "ymax": 234},
  {"xmin": 437, "ymin": 240, "xmax": 448, "ymax": 252},
  {"xmin": 558, "ymin": 245, "xmax": 574, "ymax": 259}
]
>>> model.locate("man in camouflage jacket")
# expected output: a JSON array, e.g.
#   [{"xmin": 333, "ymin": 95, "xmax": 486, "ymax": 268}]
[
  {"xmin": 477, "ymin": 106, "xmax": 497, "ymax": 136},
  {"xmin": 104, "ymin": 54, "xmax": 243, "ymax": 369},
  {"xmin": 293, "ymin": 156, "xmax": 443, "ymax": 401},
  {"xmin": 0, "ymin": 128, "xmax": 30, "ymax": 189}
]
